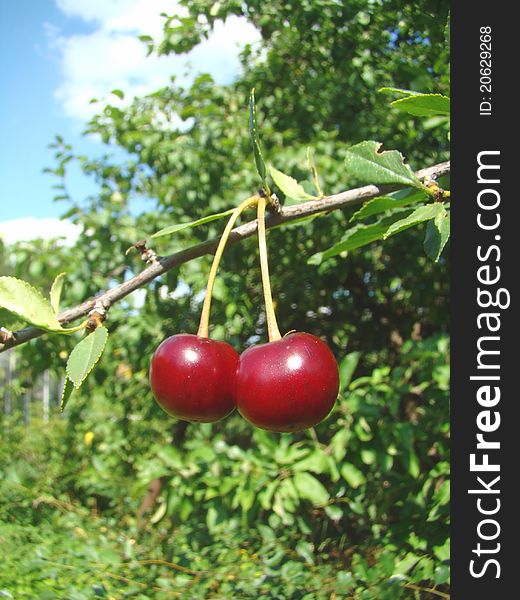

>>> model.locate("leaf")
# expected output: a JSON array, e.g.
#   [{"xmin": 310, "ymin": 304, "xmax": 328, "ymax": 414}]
[
  {"xmin": 378, "ymin": 87, "xmax": 422, "ymax": 97},
  {"xmin": 0, "ymin": 308, "xmax": 25, "ymax": 331},
  {"xmin": 344, "ymin": 141, "xmax": 423, "ymax": 189},
  {"xmin": 0, "ymin": 277, "xmax": 62, "ymax": 331},
  {"xmin": 66, "ymin": 326, "xmax": 109, "ymax": 389},
  {"xmin": 60, "ymin": 377, "xmax": 75, "ymax": 412},
  {"xmin": 350, "ymin": 197, "xmax": 399, "ymax": 221},
  {"xmin": 331, "ymin": 428, "xmax": 350, "ymax": 462},
  {"xmin": 423, "ymin": 208, "xmax": 450, "ymax": 261},
  {"xmin": 249, "ymin": 88, "xmax": 267, "ymax": 186},
  {"xmin": 111, "ymin": 89, "xmax": 124, "ymax": 100},
  {"xmin": 350, "ymin": 190, "xmax": 427, "ymax": 221},
  {"xmin": 340, "ymin": 463, "xmax": 366, "ymax": 488},
  {"xmin": 307, "ymin": 147, "xmax": 323, "ymax": 197},
  {"xmin": 292, "ymin": 450, "xmax": 330, "ymax": 475},
  {"xmin": 50, "ymin": 272, "xmax": 66, "ymax": 313},
  {"xmin": 308, "ymin": 212, "xmax": 411, "ymax": 264},
  {"xmin": 335, "ymin": 571, "xmax": 355, "ymax": 593},
  {"xmin": 295, "ymin": 540, "xmax": 315, "ymax": 564},
  {"xmin": 383, "ymin": 203, "xmax": 444, "ymax": 239},
  {"xmin": 391, "ymin": 94, "xmax": 450, "ymax": 117},
  {"xmin": 292, "ymin": 472, "xmax": 329, "ymax": 505},
  {"xmin": 150, "ymin": 500, "xmax": 168, "ymax": 524},
  {"xmin": 339, "ymin": 351, "xmax": 361, "ymax": 390},
  {"xmin": 269, "ymin": 166, "xmax": 315, "ymax": 203},
  {"xmin": 151, "ymin": 208, "xmax": 235, "ymax": 238}
]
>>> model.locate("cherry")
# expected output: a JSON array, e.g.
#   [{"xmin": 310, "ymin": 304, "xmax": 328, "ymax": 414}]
[
  {"xmin": 149, "ymin": 333, "xmax": 239, "ymax": 422},
  {"xmin": 236, "ymin": 332, "xmax": 339, "ymax": 432}
]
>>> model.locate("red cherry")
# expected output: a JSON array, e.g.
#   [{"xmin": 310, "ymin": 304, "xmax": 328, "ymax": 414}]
[
  {"xmin": 236, "ymin": 332, "xmax": 339, "ymax": 432},
  {"xmin": 150, "ymin": 333, "xmax": 239, "ymax": 422}
]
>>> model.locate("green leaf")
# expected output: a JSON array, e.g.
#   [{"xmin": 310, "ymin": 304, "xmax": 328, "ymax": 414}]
[
  {"xmin": 331, "ymin": 428, "xmax": 350, "ymax": 462},
  {"xmin": 350, "ymin": 190, "xmax": 427, "ymax": 221},
  {"xmin": 335, "ymin": 571, "xmax": 355, "ymax": 593},
  {"xmin": 0, "ymin": 277, "xmax": 84, "ymax": 334},
  {"xmin": 339, "ymin": 351, "xmax": 361, "ymax": 390},
  {"xmin": 383, "ymin": 203, "xmax": 444, "ymax": 239},
  {"xmin": 150, "ymin": 500, "xmax": 168, "ymax": 524},
  {"xmin": 344, "ymin": 141, "xmax": 423, "ymax": 189},
  {"xmin": 60, "ymin": 377, "xmax": 74, "ymax": 412},
  {"xmin": 292, "ymin": 472, "xmax": 329, "ymax": 505},
  {"xmin": 308, "ymin": 212, "xmax": 411, "ymax": 264},
  {"xmin": 324, "ymin": 504, "xmax": 343, "ymax": 521},
  {"xmin": 292, "ymin": 450, "xmax": 329, "ymax": 475},
  {"xmin": 350, "ymin": 197, "xmax": 399, "ymax": 221},
  {"xmin": 0, "ymin": 308, "xmax": 25, "ymax": 331},
  {"xmin": 151, "ymin": 208, "xmax": 235, "ymax": 238},
  {"xmin": 0, "ymin": 277, "xmax": 62, "ymax": 332},
  {"xmin": 378, "ymin": 87, "xmax": 422, "ymax": 97},
  {"xmin": 111, "ymin": 89, "xmax": 124, "ymax": 100},
  {"xmin": 66, "ymin": 326, "xmax": 109, "ymax": 389},
  {"xmin": 269, "ymin": 166, "xmax": 315, "ymax": 203},
  {"xmin": 307, "ymin": 147, "xmax": 323, "ymax": 197},
  {"xmin": 249, "ymin": 88, "xmax": 267, "ymax": 187},
  {"xmin": 394, "ymin": 553, "xmax": 421, "ymax": 576},
  {"xmin": 423, "ymin": 208, "xmax": 450, "ymax": 261},
  {"xmin": 295, "ymin": 540, "xmax": 314, "ymax": 564},
  {"xmin": 50, "ymin": 272, "xmax": 66, "ymax": 313},
  {"xmin": 340, "ymin": 463, "xmax": 366, "ymax": 488},
  {"xmin": 391, "ymin": 94, "xmax": 450, "ymax": 117}
]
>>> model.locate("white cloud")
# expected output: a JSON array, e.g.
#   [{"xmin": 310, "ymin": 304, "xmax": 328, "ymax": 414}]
[
  {"xmin": 0, "ymin": 218, "xmax": 81, "ymax": 245},
  {"xmin": 49, "ymin": 0, "xmax": 260, "ymax": 121},
  {"xmin": 56, "ymin": 0, "xmax": 178, "ymax": 37}
]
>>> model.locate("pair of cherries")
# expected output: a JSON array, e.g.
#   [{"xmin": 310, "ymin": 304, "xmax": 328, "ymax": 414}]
[
  {"xmin": 149, "ymin": 331, "xmax": 339, "ymax": 432},
  {"xmin": 149, "ymin": 193, "xmax": 339, "ymax": 432}
]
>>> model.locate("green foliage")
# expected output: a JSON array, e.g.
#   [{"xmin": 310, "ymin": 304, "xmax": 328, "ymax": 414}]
[
  {"xmin": 249, "ymin": 88, "xmax": 268, "ymax": 190},
  {"xmin": 350, "ymin": 190, "xmax": 428, "ymax": 222},
  {"xmin": 424, "ymin": 209, "xmax": 450, "ymax": 262},
  {"xmin": 391, "ymin": 94, "xmax": 450, "ymax": 117},
  {"xmin": 269, "ymin": 166, "xmax": 316, "ymax": 203},
  {"xmin": 344, "ymin": 141, "xmax": 424, "ymax": 190},
  {"xmin": 1, "ymin": 0, "xmax": 450, "ymax": 596},
  {"xmin": 151, "ymin": 207, "xmax": 235, "ymax": 238},
  {"xmin": 66, "ymin": 326, "xmax": 109, "ymax": 389},
  {"xmin": 383, "ymin": 204, "xmax": 446, "ymax": 239},
  {"xmin": 49, "ymin": 272, "xmax": 67, "ymax": 313},
  {"xmin": 0, "ymin": 276, "xmax": 65, "ymax": 333},
  {"xmin": 0, "ymin": 276, "xmax": 85, "ymax": 334},
  {"xmin": 1, "ymin": 334, "xmax": 449, "ymax": 598}
]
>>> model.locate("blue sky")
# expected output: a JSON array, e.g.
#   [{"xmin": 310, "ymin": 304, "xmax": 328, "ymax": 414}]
[
  {"xmin": 0, "ymin": 0, "xmax": 259, "ymax": 243},
  {"xmin": 0, "ymin": 1, "xmax": 98, "ymax": 222}
]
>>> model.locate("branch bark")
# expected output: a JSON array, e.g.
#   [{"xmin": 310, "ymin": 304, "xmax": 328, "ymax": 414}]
[{"xmin": 0, "ymin": 161, "xmax": 450, "ymax": 353}]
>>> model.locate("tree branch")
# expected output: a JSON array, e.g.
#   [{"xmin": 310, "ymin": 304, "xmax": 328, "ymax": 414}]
[{"xmin": 0, "ymin": 161, "xmax": 450, "ymax": 353}]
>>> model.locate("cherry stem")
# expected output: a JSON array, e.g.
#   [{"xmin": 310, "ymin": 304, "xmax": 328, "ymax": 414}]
[
  {"xmin": 257, "ymin": 195, "xmax": 282, "ymax": 342},
  {"xmin": 197, "ymin": 195, "xmax": 259, "ymax": 338}
]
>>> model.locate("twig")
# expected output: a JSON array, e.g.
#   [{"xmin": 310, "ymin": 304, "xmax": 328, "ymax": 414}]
[{"xmin": 0, "ymin": 161, "xmax": 449, "ymax": 353}]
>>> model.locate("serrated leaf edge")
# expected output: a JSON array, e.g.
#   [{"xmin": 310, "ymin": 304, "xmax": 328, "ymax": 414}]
[
  {"xmin": 151, "ymin": 208, "xmax": 235, "ymax": 238},
  {"xmin": 391, "ymin": 93, "xmax": 450, "ymax": 116},
  {"xmin": 66, "ymin": 326, "xmax": 109, "ymax": 389},
  {"xmin": 345, "ymin": 141, "xmax": 423, "ymax": 189},
  {"xmin": 50, "ymin": 272, "xmax": 67, "ymax": 313},
  {"xmin": 383, "ymin": 204, "xmax": 442, "ymax": 240},
  {"xmin": 269, "ymin": 165, "xmax": 315, "ymax": 201},
  {"xmin": 0, "ymin": 276, "xmax": 62, "ymax": 330},
  {"xmin": 60, "ymin": 377, "xmax": 75, "ymax": 412},
  {"xmin": 249, "ymin": 88, "xmax": 268, "ymax": 188}
]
